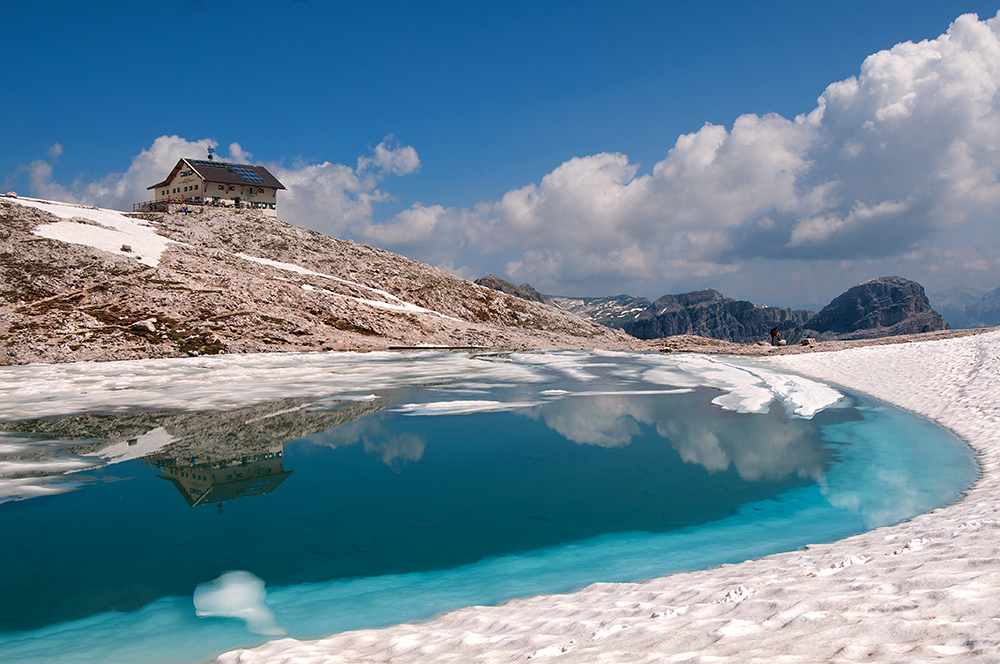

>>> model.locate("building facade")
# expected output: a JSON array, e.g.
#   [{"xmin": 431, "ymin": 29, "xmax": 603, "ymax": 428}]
[{"xmin": 147, "ymin": 158, "xmax": 286, "ymax": 217}]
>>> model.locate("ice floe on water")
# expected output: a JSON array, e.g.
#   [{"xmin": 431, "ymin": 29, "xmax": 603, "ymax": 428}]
[
  {"xmin": 393, "ymin": 400, "xmax": 540, "ymax": 415},
  {"xmin": 194, "ymin": 572, "xmax": 286, "ymax": 636},
  {"xmin": 0, "ymin": 350, "xmax": 843, "ymax": 423}
]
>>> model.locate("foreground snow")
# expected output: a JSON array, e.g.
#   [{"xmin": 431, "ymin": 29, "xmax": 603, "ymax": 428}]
[{"xmin": 217, "ymin": 330, "xmax": 1000, "ymax": 663}]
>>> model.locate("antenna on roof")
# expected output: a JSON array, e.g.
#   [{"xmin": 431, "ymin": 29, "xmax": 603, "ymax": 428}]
[{"xmin": 207, "ymin": 146, "xmax": 215, "ymax": 162}]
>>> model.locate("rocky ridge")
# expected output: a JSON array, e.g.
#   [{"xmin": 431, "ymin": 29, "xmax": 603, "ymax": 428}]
[
  {"xmin": 620, "ymin": 278, "xmax": 948, "ymax": 343},
  {"xmin": 480, "ymin": 277, "xmax": 949, "ymax": 345},
  {"xmin": 930, "ymin": 285, "xmax": 1000, "ymax": 329},
  {"xmin": 547, "ymin": 293, "xmax": 653, "ymax": 328},
  {"xmin": 0, "ymin": 197, "xmax": 640, "ymax": 365},
  {"xmin": 621, "ymin": 289, "xmax": 814, "ymax": 343},
  {"xmin": 473, "ymin": 274, "xmax": 549, "ymax": 304}
]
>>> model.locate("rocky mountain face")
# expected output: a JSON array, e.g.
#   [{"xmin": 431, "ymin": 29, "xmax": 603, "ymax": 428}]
[
  {"xmin": 473, "ymin": 275, "xmax": 549, "ymax": 304},
  {"xmin": 618, "ymin": 278, "xmax": 948, "ymax": 343},
  {"xmin": 928, "ymin": 286, "xmax": 987, "ymax": 328},
  {"xmin": 804, "ymin": 276, "xmax": 948, "ymax": 339},
  {"xmin": 969, "ymin": 287, "xmax": 1000, "ymax": 327},
  {"xmin": 547, "ymin": 294, "xmax": 653, "ymax": 328},
  {"xmin": 0, "ymin": 197, "xmax": 639, "ymax": 365},
  {"xmin": 929, "ymin": 286, "xmax": 1000, "ymax": 329},
  {"xmin": 478, "ymin": 276, "xmax": 948, "ymax": 345},
  {"xmin": 621, "ymin": 289, "xmax": 814, "ymax": 344}
]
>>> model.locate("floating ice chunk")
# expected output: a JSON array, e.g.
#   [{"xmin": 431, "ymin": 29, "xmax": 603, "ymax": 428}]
[
  {"xmin": 568, "ymin": 389, "xmax": 694, "ymax": 397},
  {"xmin": 0, "ymin": 458, "xmax": 96, "ymax": 474},
  {"xmin": 641, "ymin": 368, "xmax": 704, "ymax": 388},
  {"xmin": 644, "ymin": 355, "xmax": 843, "ymax": 418},
  {"xmin": 739, "ymin": 364, "xmax": 845, "ymax": 418},
  {"xmin": 0, "ymin": 477, "xmax": 84, "ymax": 503},
  {"xmin": 193, "ymin": 571, "xmax": 285, "ymax": 636},
  {"xmin": 393, "ymin": 400, "xmax": 538, "ymax": 416}
]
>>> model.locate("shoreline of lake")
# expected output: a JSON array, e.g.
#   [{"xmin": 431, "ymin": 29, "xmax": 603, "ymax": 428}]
[{"xmin": 216, "ymin": 329, "xmax": 1000, "ymax": 663}]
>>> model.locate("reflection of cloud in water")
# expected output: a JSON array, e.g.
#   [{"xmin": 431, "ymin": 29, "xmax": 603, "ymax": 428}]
[
  {"xmin": 308, "ymin": 418, "xmax": 427, "ymax": 470},
  {"xmin": 526, "ymin": 397, "xmax": 642, "ymax": 448},
  {"xmin": 531, "ymin": 394, "xmax": 825, "ymax": 482},
  {"xmin": 814, "ymin": 411, "xmax": 958, "ymax": 529}
]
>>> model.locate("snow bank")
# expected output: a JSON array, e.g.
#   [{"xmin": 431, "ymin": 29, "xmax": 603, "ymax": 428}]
[
  {"xmin": 215, "ymin": 330, "xmax": 1000, "ymax": 664},
  {"xmin": 16, "ymin": 197, "xmax": 174, "ymax": 267}
]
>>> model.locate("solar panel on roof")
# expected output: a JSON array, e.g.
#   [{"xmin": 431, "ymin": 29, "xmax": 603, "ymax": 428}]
[{"xmin": 228, "ymin": 165, "xmax": 266, "ymax": 184}]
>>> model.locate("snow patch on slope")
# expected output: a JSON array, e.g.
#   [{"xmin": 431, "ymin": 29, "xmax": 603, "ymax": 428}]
[{"xmin": 17, "ymin": 197, "xmax": 174, "ymax": 267}]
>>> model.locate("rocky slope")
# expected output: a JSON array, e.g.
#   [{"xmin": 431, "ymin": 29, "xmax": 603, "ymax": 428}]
[
  {"xmin": 0, "ymin": 196, "xmax": 640, "ymax": 365},
  {"xmin": 620, "ymin": 278, "xmax": 947, "ymax": 343},
  {"xmin": 547, "ymin": 293, "xmax": 653, "ymax": 328}
]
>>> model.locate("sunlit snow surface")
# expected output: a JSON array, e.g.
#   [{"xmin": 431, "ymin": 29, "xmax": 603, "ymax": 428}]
[
  {"xmin": 0, "ymin": 350, "xmax": 975, "ymax": 664},
  {"xmin": 0, "ymin": 349, "xmax": 841, "ymax": 422},
  {"xmin": 17, "ymin": 197, "xmax": 174, "ymax": 267}
]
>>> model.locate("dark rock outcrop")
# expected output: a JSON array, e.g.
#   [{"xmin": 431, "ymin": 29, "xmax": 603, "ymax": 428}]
[
  {"xmin": 621, "ymin": 289, "xmax": 813, "ymax": 343},
  {"xmin": 804, "ymin": 276, "xmax": 948, "ymax": 339},
  {"xmin": 474, "ymin": 274, "xmax": 549, "ymax": 304}
]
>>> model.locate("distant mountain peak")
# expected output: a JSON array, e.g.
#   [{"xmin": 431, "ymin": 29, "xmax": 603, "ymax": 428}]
[
  {"xmin": 538, "ymin": 276, "xmax": 950, "ymax": 345},
  {"xmin": 473, "ymin": 275, "xmax": 548, "ymax": 304}
]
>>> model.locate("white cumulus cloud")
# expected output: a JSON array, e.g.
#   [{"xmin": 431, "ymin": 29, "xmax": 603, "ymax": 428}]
[
  {"xmin": 14, "ymin": 12, "xmax": 1000, "ymax": 300},
  {"xmin": 357, "ymin": 11, "xmax": 1000, "ymax": 294}
]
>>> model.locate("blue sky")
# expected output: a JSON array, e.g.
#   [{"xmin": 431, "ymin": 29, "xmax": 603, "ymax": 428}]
[{"xmin": 4, "ymin": 1, "xmax": 1000, "ymax": 308}]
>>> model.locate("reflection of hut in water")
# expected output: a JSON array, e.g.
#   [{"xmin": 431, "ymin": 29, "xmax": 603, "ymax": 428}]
[
  {"xmin": 148, "ymin": 446, "xmax": 292, "ymax": 507},
  {"xmin": 134, "ymin": 398, "xmax": 384, "ymax": 508},
  {"xmin": 3, "ymin": 398, "xmax": 385, "ymax": 507}
]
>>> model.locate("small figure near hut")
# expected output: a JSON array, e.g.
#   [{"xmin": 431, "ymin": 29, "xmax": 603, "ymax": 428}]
[{"xmin": 769, "ymin": 327, "xmax": 786, "ymax": 346}]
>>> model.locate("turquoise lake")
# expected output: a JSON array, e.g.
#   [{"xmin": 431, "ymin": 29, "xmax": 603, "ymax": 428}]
[{"xmin": 0, "ymin": 350, "xmax": 978, "ymax": 663}]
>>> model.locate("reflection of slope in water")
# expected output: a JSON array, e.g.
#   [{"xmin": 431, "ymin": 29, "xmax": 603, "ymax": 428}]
[{"xmin": 0, "ymin": 399, "xmax": 385, "ymax": 504}]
